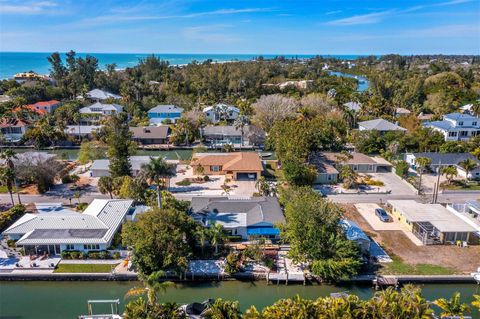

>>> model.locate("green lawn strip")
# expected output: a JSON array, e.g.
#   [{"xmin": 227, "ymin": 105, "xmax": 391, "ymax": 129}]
[
  {"xmin": 0, "ymin": 185, "xmax": 25, "ymax": 194},
  {"xmin": 380, "ymin": 255, "xmax": 455, "ymax": 276},
  {"xmin": 54, "ymin": 263, "xmax": 118, "ymax": 273}
]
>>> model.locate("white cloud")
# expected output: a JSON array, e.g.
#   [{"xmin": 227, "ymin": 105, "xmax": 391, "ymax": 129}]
[
  {"xmin": 325, "ymin": 10, "xmax": 342, "ymax": 15},
  {"xmin": 325, "ymin": 10, "xmax": 393, "ymax": 26},
  {"xmin": 0, "ymin": 0, "xmax": 58, "ymax": 14},
  {"xmin": 182, "ymin": 24, "xmax": 240, "ymax": 43}
]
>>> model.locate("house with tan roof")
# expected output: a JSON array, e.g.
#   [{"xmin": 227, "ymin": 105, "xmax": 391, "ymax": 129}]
[{"xmin": 191, "ymin": 152, "xmax": 263, "ymax": 181}]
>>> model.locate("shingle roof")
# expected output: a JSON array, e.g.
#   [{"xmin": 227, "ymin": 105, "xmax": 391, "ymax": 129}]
[
  {"xmin": 409, "ymin": 153, "xmax": 480, "ymax": 166},
  {"xmin": 190, "ymin": 197, "xmax": 284, "ymax": 227},
  {"xmin": 322, "ymin": 152, "xmax": 377, "ymax": 165},
  {"xmin": 0, "ymin": 118, "xmax": 30, "ymax": 128},
  {"xmin": 358, "ymin": 119, "xmax": 406, "ymax": 131},
  {"xmin": 203, "ymin": 125, "xmax": 242, "ymax": 137},
  {"xmin": 191, "ymin": 152, "xmax": 263, "ymax": 172},
  {"xmin": 148, "ymin": 105, "xmax": 184, "ymax": 113},
  {"xmin": 130, "ymin": 126, "xmax": 169, "ymax": 139}
]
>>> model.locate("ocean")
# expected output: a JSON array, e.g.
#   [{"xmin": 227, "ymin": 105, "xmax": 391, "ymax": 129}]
[{"xmin": 0, "ymin": 52, "xmax": 362, "ymax": 79}]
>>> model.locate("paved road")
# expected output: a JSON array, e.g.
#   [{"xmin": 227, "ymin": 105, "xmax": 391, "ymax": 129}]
[{"xmin": 1, "ymin": 190, "xmax": 479, "ymax": 206}]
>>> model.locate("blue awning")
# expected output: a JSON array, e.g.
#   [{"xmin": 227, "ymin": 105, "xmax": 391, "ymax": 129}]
[{"xmin": 247, "ymin": 227, "xmax": 280, "ymax": 236}]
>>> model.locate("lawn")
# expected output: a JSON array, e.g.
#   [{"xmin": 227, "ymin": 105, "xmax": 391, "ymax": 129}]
[
  {"xmin": 441, "ymin": 180, "xmax": 480, "ymax": 190},
  {"xmin": 0, "ymin": 185, "xmax": 26, "ymax": 194},
  {"xmin": 380, "ymin": 255, "xmax": 455, "ymax": 275},
  {"xmin": 54, "ymin": 263, "xmax": 118, "ymax": 273}
]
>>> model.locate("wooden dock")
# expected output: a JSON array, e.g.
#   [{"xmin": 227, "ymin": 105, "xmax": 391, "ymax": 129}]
[{"xmin": 373, "ymin": 276, "xmax": 398, "ymax": 290}]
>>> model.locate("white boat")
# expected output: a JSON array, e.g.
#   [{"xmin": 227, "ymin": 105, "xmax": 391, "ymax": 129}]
[
  {"xmin": 471, "ymin": 267, "xmax": 480, "ymax": 284},
  {"xmin": 78, "ymin": 299, "xmax": 122, "ymax": 319}
]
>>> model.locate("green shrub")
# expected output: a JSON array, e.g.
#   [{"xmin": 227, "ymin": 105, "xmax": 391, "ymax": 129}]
[
  {"xmin": 7, "ymin": 239, "xmax": 16, "ymax": 248},
  {"xmin": 61, "ymin": 174, "xmax": 80, "ymax": 184},
  {"xmin": 0, "ymin": 205, "xmax": 26, "ymax": 233},
  {"xmin": 77, "ymin": 203, "xmax": 88, "ymax": 211},
  {"xmin": 224, "ymin": 252, "xmax": 242, "ymax": 274},
  {"xmin": 395, "ymin": 160, "xmax": 409, "ymax": 179},
  {"xmin": 203, "ymin": 175, "xmax": 210, "ymax": 181},
  {"xmin": 263, "ymin": 257, "xmax": 275, "ymax": 270},
  {"xmin": 70, "ymin": 251, "xmax": 81, "ymax": 259},
  {"xmin": 113, "ymin": 252, "xmax": 121, "ymax": 259},
  {"xmin": 176, "ymin": 179, "xmax": 192, "ymax": 186}
]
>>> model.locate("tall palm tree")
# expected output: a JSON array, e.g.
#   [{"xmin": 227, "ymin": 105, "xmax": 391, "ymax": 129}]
[
  {"xmin": 98, "ymin": 176, "xmax": 115, "ymax": 199},
  {"xmin": 0, "ymin": 149, "xmax": 21, "ymax": 204},
  {"xmin": 233, "ymin": 115, "xmax": 249, "ymax": 146},
  {"xmin": 433, "ymin": 292, "xmax": 470, "ymax": 318},
  {"xmin": 255, "ymin": 176, "xmax": 273, "ymax": 196},
  {"xmin": 140, "ymin": 157, "xmax": 175, "ymax": 209},
  {"xmin": 415, "ymin": 157, "xmax": 432, "ymax": 194},
  {"xmin": 195, "ymin": 227, "xmax": 208, "ymax": 257},
  {"xmin": 124, "ymin": 271, "xmax": 175, "ymax": 307},
  {"xmin": 459, "ymin": 158, "xmax": 477, "ymax": 183},
  {"xmin": 441, "ymin": 166, "xmax": 458, "ymax": 185},
  {"xmin": 209, "ymin": 223, "xmax": 226, "ymax": 255},
  {"xmin": 471, "ymin": 101, "xmax": 480, "ymax": 117},
  {"xmin": 0, "ymin": 167, "xmax": 15, "ymax": 205}
]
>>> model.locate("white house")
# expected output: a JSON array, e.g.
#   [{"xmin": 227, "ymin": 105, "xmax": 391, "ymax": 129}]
[
  {"xmin": 3, "ymin": 199, "xmax": 134, "ymax": 255},
  {"xmin": 79, "ymin": 102, "xmax": 123, "ymax": 124},
  {"xmin": 65, "ymin": 125, "xmax": 102, "ymax": 138},
  {"xmin": 203, "ymin": 104, "xmax": 240, "ymax": 123},
  {"xmin": 423, "ymin": 113, "xmax": 480, "ymax": 141},
  {"xmin": 0, "ymin": 118, "xmax": 30, "ymax": 142},
  {"xmin": 190, "ymin": 197, "xmax": 285, "ymax": 240},
  {"xmin": 85, "ymin": 89, "xmax": 121, "ymax": 101},
  {"xmin": 405, "ymin": 152, "xmax": 480, "ymax": 179}
]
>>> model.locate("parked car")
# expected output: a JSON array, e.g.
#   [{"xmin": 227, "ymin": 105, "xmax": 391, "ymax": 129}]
[{"xmin": 375, "ymin": 208, "xmax": 391, "ymax": 222}]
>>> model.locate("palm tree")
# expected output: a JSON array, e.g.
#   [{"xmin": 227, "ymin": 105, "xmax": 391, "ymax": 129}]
[
  {"xmin": 222, "ymin": 144, "xmax": 234, "ymax": 153},
  {"xmin": 0, "ymin": 167, "xmax": 15, "ymax": 205},
  {"xmin": 124, "ymin": 271, "xmax": 175, "ymax": 307},
  {"xmin": 195, "ymin": 227, "xmax": 208, "ymax": 257},
  {"xmin": 434, "ymin": 292, "xmax": 470, "ymax": 318},
  {"xmin": 0, "ymin": 149, "xmax": 21, "ymax": 204},
  {"xmin": 459, "ymin": 158, "xmax": 477, "ymax": 183},
  {"xmin": 73, "ymin": 191, "xmax": 82, "ymax": 204},
  {"xmin": 202, "ymin": 298, "xmax": 242, "ymax": 319},
  {"xmin": 471, "ymin": 101, "xmax": 480, "ymax": 117},
  {"xmin": 415, "ymin": 157, "xmax": 432, "ymax": 194},
  {"xmin": 255, "ymin": 176, "xmax": 272, "ymax": 196},
  {"xmin": 440, "ymin": 165, "xmax": 458, "ymax": 185},
  {"xmin": 233, "ymin": 115, "xmax": 250, "ymax": 146},
  {"xmin": 221, "ymin": 182, "xmax": 231, "ymax": 195},
  {"xmin": 98, "ymin": 176, "xmax": 115, "ymax": 199},
  {"xmin": 209, "ymin": 223, "xmax": 226, "ymax": 255},
  {"xmin": 140, "ymin": 157, "xmax": 175, "ymax": 209}
]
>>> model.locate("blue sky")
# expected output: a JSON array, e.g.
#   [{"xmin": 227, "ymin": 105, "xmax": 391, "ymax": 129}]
[{"xmin": 0, "ymin": 0, "xmax": 479, "ymax": 54}]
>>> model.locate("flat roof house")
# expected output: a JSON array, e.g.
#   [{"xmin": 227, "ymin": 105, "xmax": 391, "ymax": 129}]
[
  {"xmin": 201, "ymin": 125, "xmax": 266, "ymax": 147},
  {"xmin": 358, "ymin": 119, "xmax": 407, "ymax": 134},
  {"xmin": 190, "ymin": 197, "xmax": 285, "ymax": 240},
  {"xmin": 0, "ymin": 118, "xmax": 30, "ymax": 143},
  {"xmin": 148, "ymin": 105, "xmax": 183, "ymax": 124},
  {"xmin": 85, "ymin": 89, "xmax": 121, "ymax": 101},
  {"xmin": 65, "ymin": 125, "xmax": 102, "ymax": 138},
  {"xmin": 387, "ymin": 200, "xmax": 477, "ymax": 245},
  {"xmin": 3, "ymin": 199, "xmax": 133, "ymax": 255},
  {"xmin": 191, "ymin": 152, "xmax": 263, "ymax": 181},
  {"xmin": 203, "ymin": 104, "xmax": 240, "ymax": 123},
  {"xmin": 405, "ymin": 152, "xmax": 480, "ymax": 179},
  {"xmin": 90, "ymin": 156, "xmax": 178, "ymax": 177},
  {"xmin": 130, "ymin": 126, "xmax": 170, "ymax": 145},
  {"xmin": 424, "ymin": 113, "xmax": 480, "ymax": 141}
]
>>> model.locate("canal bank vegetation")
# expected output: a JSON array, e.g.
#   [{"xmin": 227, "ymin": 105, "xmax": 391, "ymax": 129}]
[
  {"xmin": 53, "ymin": 263, "xmax": 117, "ymax": 273},
  {"xmin": 122, "ymin": 284, "xmax": 480, "ymax": 319}
]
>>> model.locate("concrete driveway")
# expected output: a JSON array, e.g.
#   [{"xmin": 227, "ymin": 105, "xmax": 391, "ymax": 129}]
[
  {"xmin": 370, "ymin": 172, "xmax": 416, "ymax": 196},
  {"xmin": 354, "ymin": 203, "xmax": 423, "ymax": 245}
]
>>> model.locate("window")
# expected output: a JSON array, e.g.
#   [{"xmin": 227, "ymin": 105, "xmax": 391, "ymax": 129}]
[
  {"xmin": 448, "ymin": 131, "xmax": 458, "ymax": 137},
  {"xmin": 473, "ymin": 122, "xmax": 477, "ymax": 126},
  {"xmin": 458, "ymin": 121, "xmax": 464, "ymax": 126},
  {"xmin": 66, "ymin": 244, "xmax": 74, "ymax": 250},
  {"xmin": 83, "ymin": 244, "xmax": 100, "ymax": 250},
  {"xmin": 460, "ymin": 131, "xmax": 468, "ymax": 137},
  {"xmin": 211, "ymin": 165, "xmax": 221, "ymax": 172}
]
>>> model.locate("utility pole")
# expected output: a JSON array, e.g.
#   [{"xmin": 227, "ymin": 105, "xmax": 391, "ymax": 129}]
[{"xmin": 433, "ymin": 160, "xmax": 442, "ymax": 204}]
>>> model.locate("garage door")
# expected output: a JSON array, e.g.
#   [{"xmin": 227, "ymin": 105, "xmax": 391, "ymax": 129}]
[{"xmin": 236, "ymin": 172, "xmax": 257, "ymax": 180}]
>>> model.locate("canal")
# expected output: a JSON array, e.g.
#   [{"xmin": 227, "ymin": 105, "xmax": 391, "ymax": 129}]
[
  {"xmin": 0, "ymin": 281, "xmax": 478, "ymax": 318},
  {"xmin": 329, "ymin": 71, "xmax": 369, "ymax": 92}
]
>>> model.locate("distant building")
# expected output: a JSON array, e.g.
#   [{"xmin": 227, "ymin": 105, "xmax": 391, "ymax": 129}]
[
  {"xmin": 423, "ymin": 112, "xmax": 480, "ymax": 141},
  {"xmin": 79, "ymin": 102, "xmax": 123, "ymax": 124},
  {"xmin": 130, "ymin": 126, "xmax": 170, "ymax": 145},
  {"xmin": 190, "ymin": 197, "xmax": 285, "ymax": 240},
  {"xmin": 358, "ymin": 119, "xmax": 407, "ymax": 134},
  {"xmin": 3, "ymin": 199, "xmax": 134, "ymax": 255},
  {"xmin": 15, "ymin": 100, "xmax": 61, "ymax": 115},
  {"xmin": 90, "ymin": 156, "xmax": 178, "ymax": 177},
  {"xmin": 405, "ymin": 152, "xmax": 480, "ymax": 179},
  {"xmin": 190, "ymin": 152, "xmax": 263, "ymax": 181},
  {"xmin": 64, "ymin": 125, "xmax": 102, "ymax": 138},
  {"xmin": 203, "ymin": 104, "xmax": 240, "ymax": 123},
  {"xmin": 201, "ymin": 125, "xmax": 265, "ymax": 147},
  {"xmin": 417, "ymin": 112, "xmax": 434, "ymax": 122},
  {"xmin": 395, "ymin": 107, "xmax": 411, "ymax": 117},
  {"xmin": 148, "ymin": 105, "xmax": 183, "ymax": 124},
  {"xmin": 344, "ymin": 101, "xmax": 361, "ymax": 113},
  {"xmin": 0, "ymin": 118, "xmax": 30, "ymax": 142},
  {"xmin": 85, "ymin": 89, "xmax": 121, "ymax": 101}
]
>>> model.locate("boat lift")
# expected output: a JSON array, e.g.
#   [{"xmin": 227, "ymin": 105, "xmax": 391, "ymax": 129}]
[{"xmin": 78, "ymin": 299, "xmax": 122, "ymax": 319}]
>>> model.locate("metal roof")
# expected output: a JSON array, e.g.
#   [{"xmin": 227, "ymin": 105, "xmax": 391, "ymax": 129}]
[
  {"xmin": 86, "ymin": 89, "xmax": 121, "ymax": 100},
  {"xmin": 148, "ymin": 105, "xmax": 184, "ymax": 113},
  {"xmin": 79, "ymin": 102, "xmax": 123, "ymax": 114},
  {"xmin": 358, "ymin": 119, "xmax": 406, "ymax": 131}
]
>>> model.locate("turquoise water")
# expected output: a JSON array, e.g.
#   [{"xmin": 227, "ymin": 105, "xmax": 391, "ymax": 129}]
[
  {"xmin": 329, "ymin": 71, "xmax": 369, "ymax": 92},
  {"xmin": 0, "ymin": 52, "xmax": 363, "ymax": 79},
  {"xmin": 0, "ymin": 281, "xmax": 478, "ymax": 318}
]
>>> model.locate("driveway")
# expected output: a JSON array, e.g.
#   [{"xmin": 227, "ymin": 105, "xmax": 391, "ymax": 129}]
[
  {"xmin": 370, "ymin": 172, "xmax": 416, "ymax": 196},
  {"xmin": 354, "ymin": 203, "xmax": 422, "ymax": 245}
]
